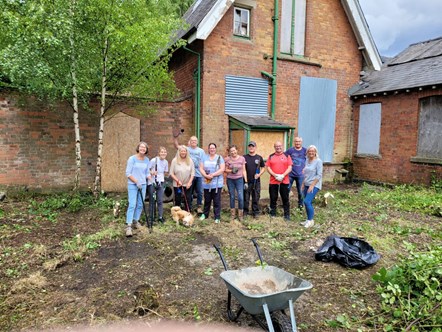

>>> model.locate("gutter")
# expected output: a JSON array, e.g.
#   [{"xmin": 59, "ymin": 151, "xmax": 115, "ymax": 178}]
[{"xmin": 183, "ymin": 46, "xmax": 201, "ymax": 140}]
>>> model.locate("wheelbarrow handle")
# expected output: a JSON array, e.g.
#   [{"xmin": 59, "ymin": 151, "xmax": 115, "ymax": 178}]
[
  {"xmin": 251, "ymin": 238, "xmax": 264, "ymax": 266},
  {"xmin": 213, "ymin": 244, "xmax": 229, "ymax": 271}
]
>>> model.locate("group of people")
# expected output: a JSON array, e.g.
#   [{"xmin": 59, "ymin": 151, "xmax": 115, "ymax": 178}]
[{"xmin": 124, "ymin": 134, "xmax": 323, "ymax": 236}]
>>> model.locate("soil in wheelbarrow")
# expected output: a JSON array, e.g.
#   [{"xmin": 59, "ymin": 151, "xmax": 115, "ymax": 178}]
[{"xmin": 1, "ymin": 183, "xmax": 440, "ymax": 331}]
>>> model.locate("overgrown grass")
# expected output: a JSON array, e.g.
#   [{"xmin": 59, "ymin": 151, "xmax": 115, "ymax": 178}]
[
  {"xmin": 320, "ymin": 183, "xmax": 441, "ymax": 331},
  {"xmin": 27, "ymin": 192, "xmax": 116, "ymax": 222},
  {"xmin": 61, "ymin": 226, "xmax": 121, "ymax": 262},
  {"xmin": 359, "ymin": 183, "xmax": 442, "ymax": 217}
]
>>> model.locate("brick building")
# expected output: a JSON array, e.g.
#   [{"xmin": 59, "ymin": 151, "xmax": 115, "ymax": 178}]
[
  {"xmin": 351, "ymin": 37, "xmax": 442, "ymax": 185},
  {"xmin": 170, "ymin": 0, "xmax": 380, "ymax": 180}
]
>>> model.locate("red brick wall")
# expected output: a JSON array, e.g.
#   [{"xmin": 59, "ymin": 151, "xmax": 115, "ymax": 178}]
[
  {"xmin": 0, "ymin": 91, "xmax": 191, "ymax": 191},
  {"xmin": 352, "ymin": 90, "xmax": 442, "ymax": 185}
]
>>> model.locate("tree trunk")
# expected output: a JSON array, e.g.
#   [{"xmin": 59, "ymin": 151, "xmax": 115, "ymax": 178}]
[
  {"xmin": 93, "ymin": 36, "xmax": 109, "ymax": 197},
  {"xmin": 72, "ymin": 76, "xmax": 81, "ymax": 192},
  {"xmin": 70, "ymin": 0, "xmax": 81, "ymax": 191}
]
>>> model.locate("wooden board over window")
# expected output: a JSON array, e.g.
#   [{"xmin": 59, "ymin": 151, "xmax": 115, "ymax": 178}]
[
  {"xmin": 250, "ymin": 131, "xmax": 285, "ymax": 159},
  {"xmin": 102, "ymin": 113, "xmax": 140, "ymax": 192}
]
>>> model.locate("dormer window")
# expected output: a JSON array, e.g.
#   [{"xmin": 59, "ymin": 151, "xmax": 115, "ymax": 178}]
[{"xmin": 233, "ymin": 7, "xmax": 250, "ymax": 37}]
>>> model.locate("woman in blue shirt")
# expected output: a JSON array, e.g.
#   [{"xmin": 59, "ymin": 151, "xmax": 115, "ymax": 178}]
[
  {"xmin": 125, "ymin": 142, "xmax": 150, "ymax": 237},
  {"xmin": 199, "ymin": 143, "xmax": 225, "ymax": 223}
]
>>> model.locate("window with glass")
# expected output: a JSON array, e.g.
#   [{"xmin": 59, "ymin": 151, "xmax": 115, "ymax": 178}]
[
  {"xmin": 233, "ymin": 7, "xmax": 250, "ymax": 37},
  {"xmin": 280, "ymin": 0, "xmax": 306, "ymax": 56}
]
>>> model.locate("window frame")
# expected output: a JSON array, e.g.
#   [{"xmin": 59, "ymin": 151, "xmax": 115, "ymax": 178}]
[
  {"xmin": 415, "ymin": 96, "xmax": 442, "ymax": 161},
  {"xmin": 356, "ymin": 103, "xmax": 382, "ymax": 157},
  {"xmin": 233, "ymin": 6, "xmax": 251, "ymax": 38},
  {"xmin": 280, "ymin": 0, "xmax": 306, "ymax": 56}
]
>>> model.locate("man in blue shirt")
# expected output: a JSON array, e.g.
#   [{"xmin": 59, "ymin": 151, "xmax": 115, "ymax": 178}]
[{"xmin": 284, "ymin": 137, "xmax": 307, "ymax": 209}]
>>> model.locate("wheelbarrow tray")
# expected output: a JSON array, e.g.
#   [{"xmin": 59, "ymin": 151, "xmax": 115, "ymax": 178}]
[{"xmin": 220, "ymin": 265, "xmax": 312, "ymax": 315}]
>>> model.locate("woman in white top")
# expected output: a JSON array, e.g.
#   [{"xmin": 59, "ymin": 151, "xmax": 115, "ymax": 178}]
[{"xmin": 148, "ymin": 146, "xmax": 169, "ymax": 224}]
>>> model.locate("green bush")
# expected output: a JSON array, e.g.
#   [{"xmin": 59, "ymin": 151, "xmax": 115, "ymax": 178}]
[
  {"xmin": 28, "ymin": 192, "xmax": 115, "ymax": 221},
  {"xmin": 372, "ymin": 242, "xmax": 442, "ymax": 331}
]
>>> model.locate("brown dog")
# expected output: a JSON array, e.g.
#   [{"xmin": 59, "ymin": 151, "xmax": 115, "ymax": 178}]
[{"xmin": 170, "ymin": 206, "xmax": 194, "ymax": 227}]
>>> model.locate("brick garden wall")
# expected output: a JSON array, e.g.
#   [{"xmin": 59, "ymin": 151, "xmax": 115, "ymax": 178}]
[
  {"xmin": 352, "ymin": 90, "xmax": 442, "ymax": 185},
  {"xmin": 0, "ymin": 91, "xmax": 192, "ymax": 191}
]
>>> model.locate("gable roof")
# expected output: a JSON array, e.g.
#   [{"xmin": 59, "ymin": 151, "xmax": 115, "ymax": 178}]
[
  {"xmin": 176, "ymin": 0, "xmax": 233, "ymax": 43},
  {"xmin": 350, "ymin": 36, "xmax": 442, "ymax": 97},
  {"xmin": 177, "ymin": 0, "xmax": 381, "ymax": 70}
]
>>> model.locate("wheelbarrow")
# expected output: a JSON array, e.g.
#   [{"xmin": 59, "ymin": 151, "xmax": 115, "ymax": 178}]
[{"xmin": 214, "ymin": 239, "xmax": 313, "ymax": 332}]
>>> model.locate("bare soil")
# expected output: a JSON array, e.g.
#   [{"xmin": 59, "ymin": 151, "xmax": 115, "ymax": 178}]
[{"xmin": 0, "ymin": 184, "xmax": 439, "ymax": 331}]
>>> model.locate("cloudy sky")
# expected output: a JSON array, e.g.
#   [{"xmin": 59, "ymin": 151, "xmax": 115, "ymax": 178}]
[{"xmin": 359, "ymin": 0, "xmax": 442, "ymax": 57}]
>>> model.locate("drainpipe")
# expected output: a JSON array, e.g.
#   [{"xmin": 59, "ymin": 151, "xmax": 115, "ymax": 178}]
[
  {"xmin": 271, "ymin": 0, "xmax": 279, "ymax": 121},
  {"xmin": 261, "ymin": 0, "xmax": 279, "ymax": 120},
  {"xmin": 183, "ymin": 46, "xmax": 201, "ymax": 141}
]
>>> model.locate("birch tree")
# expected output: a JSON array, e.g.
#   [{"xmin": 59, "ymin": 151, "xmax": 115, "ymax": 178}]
[
  {"xmin": 0, "ymin": 0, "xmax": 96, "ymax": 190},
  {"xmin": 88, "ymin": 0, "xmax": 184, "ymax": 195},
  {"xmin": 1, "ymin": 0, "xmax": 185, "ymax": 194}
]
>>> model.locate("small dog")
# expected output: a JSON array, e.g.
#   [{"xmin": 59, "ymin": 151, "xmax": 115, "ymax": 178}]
[{"xmin": 170, "ymin": 206, "xmax": 194, "ymax": 227}]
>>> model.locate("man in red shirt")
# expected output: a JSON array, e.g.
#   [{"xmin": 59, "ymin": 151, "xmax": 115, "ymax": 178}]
[{"xmin": 265, "ymin": 141, "xmax": 292, "ymax": 220}]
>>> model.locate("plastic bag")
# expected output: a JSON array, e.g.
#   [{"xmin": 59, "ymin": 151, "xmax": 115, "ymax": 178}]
[{"xmin": 315, "ymin": 235, "xmax": 380, "ymax": 268}]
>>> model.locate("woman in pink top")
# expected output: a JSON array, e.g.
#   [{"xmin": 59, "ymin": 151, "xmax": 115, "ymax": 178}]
[{"xmin": 224, "ymin": 145, "xmax": 248, "ymax": 222}]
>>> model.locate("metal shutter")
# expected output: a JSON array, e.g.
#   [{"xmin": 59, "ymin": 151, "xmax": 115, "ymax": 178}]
[{"xmin": 225, "ymin": 75, "xmax": 269, "ymax": 116}]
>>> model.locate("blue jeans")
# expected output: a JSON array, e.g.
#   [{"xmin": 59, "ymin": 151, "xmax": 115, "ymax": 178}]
[
  {"xmin": 289, "ymin": 175, "xmax": 304, "ymax": 207},
  {"xmin": 126, "ymin": 184, "xmax": 147, "ymax": 225},
  {"xmin": 227, "ymin": 178, "xmax": 244, "ymax": 209},
  {"xmin": 190, "ymin": 176, "xmax": 203, "ymax": 209},
  {"xmin": 302, "ymin": 186, "xmax": 319, "ymax": 220}
]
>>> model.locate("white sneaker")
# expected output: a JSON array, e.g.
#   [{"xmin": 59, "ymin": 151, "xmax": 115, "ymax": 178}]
[
  {"xmin": 125, "ymin": 226, "xmax": 133, "ymax": 237},
  {"xmin": 304, "ymin": 220, "xmax": 314, "ymax": 228},
  {"xmin": 299, "ymin": 220, "xmax": 308, "ymax": 226},
  {"xmin": 199, "ymin": 214, "xmax": 206, "ymax": 221}
]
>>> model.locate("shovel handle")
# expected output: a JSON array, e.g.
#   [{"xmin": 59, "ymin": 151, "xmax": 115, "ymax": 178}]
[{"xmin": 251, "ymin": 238, "xmax": 265, "ymax": 266}]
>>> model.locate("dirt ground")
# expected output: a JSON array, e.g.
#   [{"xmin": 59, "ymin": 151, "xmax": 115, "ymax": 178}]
[{"xmin": 1, "ymin": 183, "xmax": 439, "ymax": 331}]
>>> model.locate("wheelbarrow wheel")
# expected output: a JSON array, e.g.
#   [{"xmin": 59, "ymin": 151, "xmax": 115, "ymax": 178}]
[{"xmin": 270, "ymin": 311, "xmax": 292, "ymax": 332}]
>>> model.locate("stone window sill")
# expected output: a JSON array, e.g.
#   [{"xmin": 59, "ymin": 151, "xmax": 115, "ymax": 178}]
[
  {"xmin": 410, "ymin": 156, "xmax": 442, "ymax": 165},
  {"xmin": 355, "ymin": 154, "xmax": 381, "ymax": 159}
]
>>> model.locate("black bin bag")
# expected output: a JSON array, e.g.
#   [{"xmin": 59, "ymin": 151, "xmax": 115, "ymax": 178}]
[{"xmin": 315, "ymin": 235, "xmax": 380, "ymax": 268}]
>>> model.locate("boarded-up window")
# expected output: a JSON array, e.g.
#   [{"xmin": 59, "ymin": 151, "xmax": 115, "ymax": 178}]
[
  {"xmin": 298, "ymin": 77, "xmax": 337, "ymax": 162},
  {"xmin": 280, "ymin": 0, "xmax": 306, "ymax": 56},
  {"xmin": 417, "ymin": 96, "xmax": 442, "ymax": 159},
  {"xmin": 225, "ymin": 75, "xmax": 268, "ymax": 116},
  {"xmin": 357, "ymin": 103, "xmax": 381, "ymax": 155}
]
